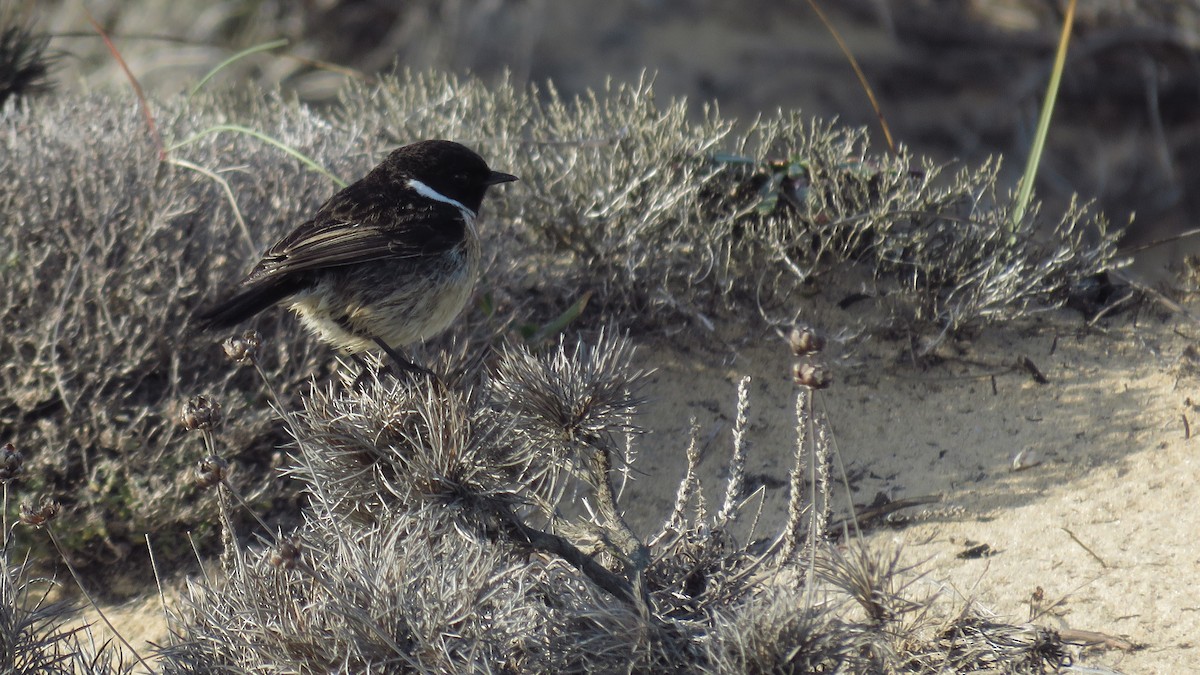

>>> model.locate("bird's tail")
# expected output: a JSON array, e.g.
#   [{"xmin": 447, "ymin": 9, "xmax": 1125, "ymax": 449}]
[{"xmin": 193, "ymin": 277, "xmax": 304, "ymax": 331}]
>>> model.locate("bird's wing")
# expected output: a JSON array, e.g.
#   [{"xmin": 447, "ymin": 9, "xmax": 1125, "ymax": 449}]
[{"xmin": 245, "ymin": 182, "xmax": 465, "ymax": 282}]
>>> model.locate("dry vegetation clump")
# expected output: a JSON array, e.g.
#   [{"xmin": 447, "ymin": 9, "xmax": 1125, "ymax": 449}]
[
  {"xmin": 0, "ymin": 67, "xmax": 1122, "ymax": 672},
  {"xmin": 154, "ymin": 330, "xmax": 1073, "ymax": 673},
  {"xmin": 0, "ymin": 557, "xmax": 130, "ymax": 673},
  {"xmin": 0, "ymin": 446, "xmax": 130, "ymax": 672},
  {"xmin": 0, "ymin": 69, "xmax": 1122, "ymax": 570},
  {"xmin": 0, "ymin": 16, "xmax": 52, "ymax": 109},
  {"xmin": 329, "ymin": 71, "xmax": 1124, "ymax": 340},
  {"xmin": 0, "ymin": 92, "xmax": 339, "ymax": 565}
]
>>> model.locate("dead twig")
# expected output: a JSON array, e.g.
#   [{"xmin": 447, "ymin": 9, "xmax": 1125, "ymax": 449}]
[
  {"xmin": 1059, "ymin": 627, "xmax": 1139, "ymax": 651},
  {"xmin": 1018, "ymin": 356, "xmax": 1049, "ymax": 384},
  {"xmin": 827, "ymin": 494, "xmax": 941, "ymax": 537},
  {"xmin": 1062, "ymin": 527, "xmax": 1108, "ymax": 569}
]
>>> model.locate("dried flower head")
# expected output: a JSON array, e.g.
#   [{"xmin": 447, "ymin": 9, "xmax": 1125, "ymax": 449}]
[
  {"xmin": 181, "ymin": 395, "xmax": 222, "ymax": 431},
  {"xmin": 19, "ymin": 498, "xmax": 59, "ymax": 527},
  {"xmin": 793, "ymin": 361, "xmax": 832, "ymax": 390},
  {"xmin": 0, "ymin": 443, "xmax": 22, "ymax": 483},
  {"xmin": 222, "ymin": 330, "xmax": 262, "ymax": 364},
  {"xmin": 788, "ymin": 324, "xmax": 826, "ymax": 356},
  {"xmin": 269, "ymin": 536, "xmax": 302, "ymax": 570},
  {"xmin": 196, "ymin": 455, "xmax": 229, "ymax": 489}
]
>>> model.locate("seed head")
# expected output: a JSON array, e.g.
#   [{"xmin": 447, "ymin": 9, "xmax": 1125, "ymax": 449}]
[
  {"xmin": 196, "ymin": 455, "xmax": 229, "ymax": 489},
  {"xmin": 788, "ymin": 324, "xmax": 826, "ymax": 356},
  {"xmin": 270, "ymin": 536, "xmax": 302, "ymax": 570},
  {"xmin": 222, "ymin": 330, "xmax": 262, "ymax": 364},
  {"xmin": 181, "ymin": 395, "xmax": 222, "ymax": 431},
  {"xmin": 19, "ymin": 498, "xmax": 59, "ymax": 527},
  {"xmin": 792, "ymin": 361, "xmax": 832, "ymax": 390},
  {"xmin": 0, "ymin": 443, "xmax": 22, "ymax": 483}
]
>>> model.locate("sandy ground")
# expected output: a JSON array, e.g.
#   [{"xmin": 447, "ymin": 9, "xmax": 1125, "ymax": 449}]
[{"xmin": 622, "ymin": 301, "xmax": 1200, "ymax": 673}]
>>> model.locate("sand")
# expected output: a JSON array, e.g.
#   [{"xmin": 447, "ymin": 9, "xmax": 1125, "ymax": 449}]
[{"xmin": 623, "ymin": 304, "xmax": 1199, "ymax": 673}]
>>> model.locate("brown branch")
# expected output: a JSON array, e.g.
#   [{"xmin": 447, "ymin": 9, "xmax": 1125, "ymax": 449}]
[
  {"xmin": 586, "ymin": 441, "xmax": 652, "ymax": 614},
  {"xmin": 494, "ymin": 504, "xmax": 636, "ymax": 606},
  {"xmin": 804, "ymin": 0, "xmax": 896, "ymax": 154},
  {"xmin": 83, "ymin": 8, "xmax": 164, "ymax": 160}
]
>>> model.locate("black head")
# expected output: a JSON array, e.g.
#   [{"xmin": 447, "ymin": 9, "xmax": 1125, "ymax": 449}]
[{"xmin": 378, "ymin": 140, "xmax": 517, "ymax": 214}]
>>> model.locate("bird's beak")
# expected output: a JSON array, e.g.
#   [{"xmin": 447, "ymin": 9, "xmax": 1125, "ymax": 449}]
[{"xmin": 486, "ymin": 171, "xmax": 519, "ymax": 185}]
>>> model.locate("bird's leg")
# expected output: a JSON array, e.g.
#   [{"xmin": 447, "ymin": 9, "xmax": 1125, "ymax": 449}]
[
  {"xmin": 372, "ymin": 337, "xmax": 440, "ymax": 383},
  {"xmin": 349, "ymin": 352, "xmax": 377, "ymax": 391}
]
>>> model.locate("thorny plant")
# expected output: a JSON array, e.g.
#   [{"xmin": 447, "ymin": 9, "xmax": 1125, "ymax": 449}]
[
  {"xmin": 157, "ymin": 328, "xmax": 1074, "ymax": 673},
  {"xmin": 0, "ymin": 17, "xmax": 53, "ymax": 109},
  {"xmin": 0, "ymin": 551, "xmax": 131, "ymax": 673},
  {"xmin": 0, "ymin": 444, "xmax": 135, "ymax": 673}
]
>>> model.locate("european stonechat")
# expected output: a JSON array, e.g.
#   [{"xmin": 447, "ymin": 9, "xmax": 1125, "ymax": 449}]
[{"xmin": 195, "ymin": 140, "xmax": 517, "ymax": 376}]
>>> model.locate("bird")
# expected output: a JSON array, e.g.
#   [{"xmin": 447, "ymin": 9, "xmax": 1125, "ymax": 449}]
[{"xmin": 194, "ymin": 139, "xmax": 518, "ymax": 378}]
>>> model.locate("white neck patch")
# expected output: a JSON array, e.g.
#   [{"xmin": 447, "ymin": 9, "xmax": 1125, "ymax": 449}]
[{"xmin": 408, "ymin": 178, "xmax": 476, "ymax": 220}]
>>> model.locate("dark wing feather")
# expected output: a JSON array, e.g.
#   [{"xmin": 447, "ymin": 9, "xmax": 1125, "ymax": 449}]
[{"xmin": 245, "ymin": 181, "xmax": 466, "ymax": 283}]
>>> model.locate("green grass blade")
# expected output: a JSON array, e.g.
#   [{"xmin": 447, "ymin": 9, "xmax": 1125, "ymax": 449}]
[
  {"xmin": 168, "ymin": 123, "xmax": 348, "ymax": 188},
  {"xmin": 524, "ymin": 291, "xmax": 593, "ymax": 344},
  {"xmin": 188, "ymin": 39, "xmax": 289, "ymax": 99},
  {"xmin": 1011, "ymin": 0, "xmax": 1077, "ymax": 231}
]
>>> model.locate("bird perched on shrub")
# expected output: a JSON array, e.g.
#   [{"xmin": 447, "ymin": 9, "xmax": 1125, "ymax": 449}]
[{"xmin": 195, "ymin": 140, "xmax": 517, "ymax": 377}]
